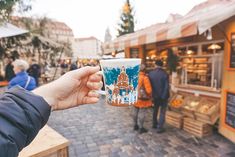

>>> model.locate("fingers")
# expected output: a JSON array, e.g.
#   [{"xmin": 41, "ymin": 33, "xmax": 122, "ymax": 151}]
[
  {"xmin": 71, "ymin": 66, "xmax": 100, "ymax": 79},
  {"xmin": 88, "ymin": 72, "xmax": 102, "ymax": 82},
  {"xmin": 81, "ymin": 90, "xmax": 100, "ymax": 105},
  {"xmin": 88, "ymin": 90, "xmax": 100, "ymax": 97},
  {"xmin": 87, "ymin": 81, "xmax": 103, "ymax": 90},
  {"xmin": 82, "ymin": 96, "xmax": 100, "ymax": 104}
]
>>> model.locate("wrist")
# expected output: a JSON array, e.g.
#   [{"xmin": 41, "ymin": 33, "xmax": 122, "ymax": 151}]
[{"xmin": 32, "ymin": 84, "xmax": 58, "ymax": 110}]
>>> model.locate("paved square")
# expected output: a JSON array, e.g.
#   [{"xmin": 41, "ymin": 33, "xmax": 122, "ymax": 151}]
[{"xmin": 48, "ymin": 97, "xmax": 235, "ymax": 157}]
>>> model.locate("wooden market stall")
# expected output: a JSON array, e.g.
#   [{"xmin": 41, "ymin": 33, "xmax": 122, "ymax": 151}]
[
  {"xmin": 103, "ymin": 0, "xmax": 235, "ymax": 141},
  {"xmin": 19, "ymin": 125, "xmax": 69, "ymax": 157}
]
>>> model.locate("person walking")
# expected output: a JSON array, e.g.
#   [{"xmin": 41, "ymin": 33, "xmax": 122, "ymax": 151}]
[
  {"xmin": 149, "ymin": 59, "xmax": 170, "ymax": 133},
  {"xmin": 8, "ymin": 59, "xmax": 36, "ymax": 91},
  {"xmin": 5, "ymin": 57, "xmax": 15, "ymax": 81},
  {"xmin": 133, "ymin": 64, "xmax": 152, "ymax": 134},
  {"xmin": 69, "ymin": 62, "xmax": 78, "ymax": 71},
  {"xmin": 28, "ymin": 59, "xmax": 41, "ymax": 86}
]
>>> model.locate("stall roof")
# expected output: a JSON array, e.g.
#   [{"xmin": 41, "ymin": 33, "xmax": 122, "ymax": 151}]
[
  {"xmin": 104, "ymin": 0, "xmax": 235, "ymax": 54},
  {"xmin": 0, "ymin": 23, "xmax": 28, "ymax": 38}
]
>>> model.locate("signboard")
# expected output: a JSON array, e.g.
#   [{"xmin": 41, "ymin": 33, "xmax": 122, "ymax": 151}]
[
  {"xmin": 225, "ymin": 91, "xmax": 235, "ymax": 129},
  {"xmin": 229, "ymin": 33, "xmax": 235, "ymax": 69}
]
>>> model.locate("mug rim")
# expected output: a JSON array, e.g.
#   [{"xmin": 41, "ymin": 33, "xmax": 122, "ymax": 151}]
[{"xmin": 100, "ymin": 58, "xmax": 141, "ymax": 63}]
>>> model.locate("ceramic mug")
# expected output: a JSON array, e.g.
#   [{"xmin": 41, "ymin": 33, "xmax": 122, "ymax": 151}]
[{"xmin": 100, "ymin": 58, "xmax": 141, "ymax": 106}]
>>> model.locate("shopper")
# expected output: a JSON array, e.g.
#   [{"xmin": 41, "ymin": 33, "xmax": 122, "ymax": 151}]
[
  {"xmin": 70, "ymin": 62, "xmax": 78, "ymax": 71},
  {"xmin": 5, "ymin": 57, "xmax": 15, "ymax": 81},
  {"xmin": 133, "ymin": 64, "xmax": 152, "ymax": 134},
  {"xmin": 8, "ymin": 59, "xmax": 36, "ymax": 91},
  {"xmin": 0, "ymin": 66, "xmax": 102, "ymax": 157},
  {"xmin": 149, "ymin": 59, "xmax": 170, "ymax": 133},
  {"xmin": 28, "ymin": 59, "xmax": 41, "ymax": 86}
]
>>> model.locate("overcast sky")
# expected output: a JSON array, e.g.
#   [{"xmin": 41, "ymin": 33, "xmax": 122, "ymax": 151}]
[{"xmin": 21, "ymin": 0, "xmax": 206, "ymax": 41}]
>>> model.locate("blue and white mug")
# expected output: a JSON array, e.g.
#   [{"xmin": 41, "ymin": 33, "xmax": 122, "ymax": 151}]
[{"xmin": 100, "ymin": 59, "xmax": 141, "ymax": 106}]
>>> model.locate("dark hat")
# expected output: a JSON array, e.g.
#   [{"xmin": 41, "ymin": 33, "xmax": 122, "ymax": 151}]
[{"xmin": 155, "ymin": 59, "xmax": 163, "ymax": 66}]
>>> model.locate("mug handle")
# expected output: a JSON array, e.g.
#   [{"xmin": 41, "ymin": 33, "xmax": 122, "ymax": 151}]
[{"xmin": 94, "ymin": 71, "xmax": 105, "ymax": 95}]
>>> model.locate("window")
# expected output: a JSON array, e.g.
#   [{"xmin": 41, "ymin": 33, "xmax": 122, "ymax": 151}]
[
  {"xmin": 187, "ymin": 45, "xmax": 198, "ymax": 55},
  {"xmin": 130, "ymin": 48, "xmax": 139, "ymax": 58}
]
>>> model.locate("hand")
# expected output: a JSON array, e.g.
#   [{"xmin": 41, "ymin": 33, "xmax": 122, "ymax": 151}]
[{"xmin": 33, "ymin": 66, "xmax": 102, "ymax": 110}]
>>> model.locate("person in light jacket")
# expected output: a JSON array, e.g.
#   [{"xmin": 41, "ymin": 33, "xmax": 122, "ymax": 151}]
[{"xmin": 8, "ymin": 59, "xmax": 36, "ymax": 91}]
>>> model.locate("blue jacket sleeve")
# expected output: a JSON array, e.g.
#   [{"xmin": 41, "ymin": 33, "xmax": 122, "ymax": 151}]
[{"xmin": 0, "ymin": 86, "xmax": 51, "ymax": 157}]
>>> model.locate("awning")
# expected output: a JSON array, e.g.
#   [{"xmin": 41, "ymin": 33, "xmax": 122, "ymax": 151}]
[
  {"xmin": 104, "ymin": 0, "xmax": 235, "ymax": 54},
  {"xmin": 36, "ymin": 35, "xmax": 63, "ymax": 48},
  {"xmin": 0, "ymin": 23, "xmax": 28, "ymax": 38},
  {"xmin": 21, "ymin": 34, "xmax": 63, "ymax": 48}
]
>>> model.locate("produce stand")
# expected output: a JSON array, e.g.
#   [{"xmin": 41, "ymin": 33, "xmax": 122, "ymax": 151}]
[{"xmin": 166, "ymin": 92, "xmax": 220, "ymax": 138}]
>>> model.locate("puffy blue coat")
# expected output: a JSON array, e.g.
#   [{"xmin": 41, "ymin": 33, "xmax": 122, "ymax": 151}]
[
  {"xmin": 0, "ymin": 86, "xmax": 51, "ymax": 157},
  {"xmin": 8, "ymin": 71, "xmax": 37, "ymax": 91}
]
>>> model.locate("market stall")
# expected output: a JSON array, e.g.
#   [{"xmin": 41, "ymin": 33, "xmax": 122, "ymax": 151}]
[{"xmin": 103, "ymin": 0, "xmax": 235, "ymax": 142}]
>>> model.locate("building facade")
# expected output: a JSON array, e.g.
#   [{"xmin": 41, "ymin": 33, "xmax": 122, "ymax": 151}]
[
  {"xmin": 11, "ymin": 16, "xmax": 74, "ymax": 43},
  {"xmin": 72, "ymin": 36, "xmax": 103, "ymax": 60}
]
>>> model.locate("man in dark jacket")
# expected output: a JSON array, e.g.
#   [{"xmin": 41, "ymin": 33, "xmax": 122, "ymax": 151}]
[
  {"xmin": 0, "ymin": 66, "xmax": 102, "ymax": 157},
  {"xmin": 5, "ymin": 57, "xmax": 15, "ymax": 81},
  {"xmin": 149, "ymin": 59, "xmax": 170, "ymax": 133},
  {"xmin": 27, "ymin": 59, "xmax": 41, "ymax": 86}
]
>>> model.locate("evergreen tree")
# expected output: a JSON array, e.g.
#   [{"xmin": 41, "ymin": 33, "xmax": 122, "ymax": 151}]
[
  {"xmin": 117, "ymin": 0, "xmax": 135, "ymax": 37},
  {"xmin": 0, "ymin": 0, "xmax": 32, "ymax": 22}
]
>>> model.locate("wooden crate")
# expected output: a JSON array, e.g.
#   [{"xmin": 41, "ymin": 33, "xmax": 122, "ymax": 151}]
[
  {"xmin": 19, "ymin": 125, "xmax": 69, "ymax": 157},
  {"xmin": 183, "ymin": 117, "xmax": 212, "ymax": 138},
  {"xmin": 195, "ymin": 98, "xmax": 220, "ymax": 125},
  {"xmin": 181, "ymin": 96, "xmax": 201, "ymax": 119},
  {"xmin": 169, "ymin": 93, "xmax": 187, "ymax": 113},
  {"xmin": 166, "ymin": 110, "xmax": 184, "ymax": 129}
]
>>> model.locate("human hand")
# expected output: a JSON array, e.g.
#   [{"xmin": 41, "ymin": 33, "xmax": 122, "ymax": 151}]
[{"xmin": 33, "ymin": 66, "xmax": 102, "ymax": 110}]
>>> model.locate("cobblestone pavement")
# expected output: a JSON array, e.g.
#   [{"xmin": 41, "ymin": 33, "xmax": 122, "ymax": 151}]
[{"xmin": 48, "ymin": 97, "xmax": 235, "ymax": 157}]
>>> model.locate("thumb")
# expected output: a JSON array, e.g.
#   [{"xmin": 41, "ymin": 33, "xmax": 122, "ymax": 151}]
[{"xmin": 72, "ymin": 66, "xmax": 100, "ymax": 79}]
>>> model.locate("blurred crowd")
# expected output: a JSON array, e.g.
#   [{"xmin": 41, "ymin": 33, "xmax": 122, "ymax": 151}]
[{"xmin": 0, "ymin": 57, "xmax": 100, "ymax": 91}]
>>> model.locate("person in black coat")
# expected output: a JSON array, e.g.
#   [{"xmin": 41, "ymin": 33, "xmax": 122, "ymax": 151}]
[
  {"xmin": 5, "ymin": 57, "xmax": 15, "ymax": 81},
  {"xmin": 27, "ymin": 59, "xmax": 41, "ymax": 86},
  {"xmin": 149, "ymin": 59, "xmax": 170, "ymax": 133},
  {"xmin": 0, "ymin": 66, "xmax": 102, "ymax": 157}
]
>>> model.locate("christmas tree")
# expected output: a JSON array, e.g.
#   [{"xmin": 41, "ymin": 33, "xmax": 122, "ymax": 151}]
[{"xmin": 117, "ymin": 0, "xmax": 135, "ymax": 37}]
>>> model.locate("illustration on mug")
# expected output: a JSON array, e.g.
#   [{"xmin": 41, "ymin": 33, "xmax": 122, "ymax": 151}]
[{"xmin": 103, "ymin": 65, "xmax": 140, "ymax": 106}]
